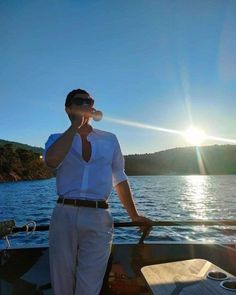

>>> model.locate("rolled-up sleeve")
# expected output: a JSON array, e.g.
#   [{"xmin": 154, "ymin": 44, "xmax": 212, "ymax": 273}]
[{"xmin": 112, "ymin": 136, "xmax": 128, "ymax": 187}]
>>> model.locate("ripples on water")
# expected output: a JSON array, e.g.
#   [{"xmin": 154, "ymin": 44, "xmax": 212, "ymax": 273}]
[{"xmin": 0, "ymin": 176, "xmax": 236, "ymax": 248}]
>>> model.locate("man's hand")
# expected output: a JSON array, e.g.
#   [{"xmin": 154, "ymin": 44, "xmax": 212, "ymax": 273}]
[
  {"xmin": 131, "ymin": 215, "xmax": 153, "ymax": 234},
  {"xmin": 115, "ymin": 181, "xmax": 154, "ymax": 234},
  {"xmin": 67, "ymin": 106, "xmax": 87, "ymax": 131}
]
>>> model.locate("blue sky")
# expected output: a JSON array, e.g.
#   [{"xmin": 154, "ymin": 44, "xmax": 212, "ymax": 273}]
[{"xmin": 1, "ymin": 0, "xmax": 236, "ymax": 155}]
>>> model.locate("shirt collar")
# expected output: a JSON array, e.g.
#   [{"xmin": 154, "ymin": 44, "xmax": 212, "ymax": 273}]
[
  {"xmin": 87, "ymin": 128, "xmax": 100, "ymax": 140},
  {"xmin": 91, "ymin": 128, "xmax": 100, "ymax": 135},
  {"xmin": 75, "ymin": 127, "xmax": 100, "ymax": 140}
]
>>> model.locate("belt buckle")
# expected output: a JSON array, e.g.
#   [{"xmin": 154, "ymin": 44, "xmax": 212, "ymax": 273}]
[
  {"xmin": 95, "ymin": 201, "xmax": 98, "ymax": 209},
  {"xmin": 62, "ymin": 198, "xmax": 65, "ymax": 205}
]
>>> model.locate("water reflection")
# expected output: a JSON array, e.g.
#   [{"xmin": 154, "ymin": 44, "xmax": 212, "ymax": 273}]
[
  {"xmin": 0, "ymin": 176, "xmax": 235, "ymax": 246},
  {"xmin": 182, "ymin": 175, "xmax": 209, "ymax": 220},
  {"xmin": 180, "ymin": 175, "xmax": 216, "ymax": 242}
]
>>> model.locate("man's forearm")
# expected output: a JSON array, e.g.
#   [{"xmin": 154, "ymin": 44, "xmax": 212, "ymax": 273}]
[
  {"xmin": 115, "ymin": 180, "xmax": 139, "ymax": 220},
  {"xmin": 45, "ymin": 126, "xmax": 77, "ymax": 168}
]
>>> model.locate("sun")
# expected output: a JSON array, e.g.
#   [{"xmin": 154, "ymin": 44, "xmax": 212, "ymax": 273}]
[{"xmin": 184, "ymin": 127, "xmax": 206, "ymax": 145}]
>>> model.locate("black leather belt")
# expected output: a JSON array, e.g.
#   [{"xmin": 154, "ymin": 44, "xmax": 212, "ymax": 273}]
[{"xmin": 57, "ymin": 197, "xmax": 108, "ymax": 209}]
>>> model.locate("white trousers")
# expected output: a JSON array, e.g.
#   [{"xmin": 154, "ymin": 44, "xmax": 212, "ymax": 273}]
[{"xmin": 49, "ymin": 203, "xmax": 113, "ymax": 295}]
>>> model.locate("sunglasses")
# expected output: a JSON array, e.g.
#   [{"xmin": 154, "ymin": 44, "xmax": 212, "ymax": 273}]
[{"xmin": 69, "ymin": 97, "xmax": 94, "ymax": 106}]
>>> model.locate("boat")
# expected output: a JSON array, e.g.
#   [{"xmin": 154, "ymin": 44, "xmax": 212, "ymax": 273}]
[{"xmin": 0, "ymin": 220, "xmax": 236, "ymax": 294}]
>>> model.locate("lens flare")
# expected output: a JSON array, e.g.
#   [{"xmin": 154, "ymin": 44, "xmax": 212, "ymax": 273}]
[
  {"xmin": 104, "ymin": 117, "xmax": 183, "ymax": 135},
  {"xmin": 184, "ymin": 127, "xmax": 207, "ymax": 145},
  {"xmin": 104, "ymin": 116, "xmax": 236, "ymax": 145}
]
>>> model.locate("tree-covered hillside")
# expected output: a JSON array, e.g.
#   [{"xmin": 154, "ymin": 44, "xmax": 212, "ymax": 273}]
[
  {"xmin": 0, "ymin": 144, "xmax": 53, "ymax": 182},
  {"xmin": 1, "ymin": 139, "xmax": 236, "ymax": 183},
  {"xmin": 0, "ymin": 139, "xmax": 44, "ymax": 154},
  {"xmin": 125, "ymin": 145, "xmax": 236, "ymax": 175}
]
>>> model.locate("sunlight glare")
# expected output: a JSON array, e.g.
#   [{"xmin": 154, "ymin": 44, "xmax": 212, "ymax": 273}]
[
  {"xmin": 184, "ymin": 127, "xmax": 207, "ymax": 145},
  {"xmin": 104, "ymin": 116, "xmax": 236, "ymax": 144},
  {"xmin": 184, "ymin": 175, "xmax": 209, "ymax": 220}
]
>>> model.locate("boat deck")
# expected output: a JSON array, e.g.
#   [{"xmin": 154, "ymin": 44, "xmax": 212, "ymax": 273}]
[{"xmin": 1, "ymin": 242, "xmax": 236, "ymax": 295}]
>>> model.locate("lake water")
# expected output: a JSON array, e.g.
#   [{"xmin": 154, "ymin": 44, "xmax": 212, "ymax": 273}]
[{"xmin": 0, "ymin": 175, "xmax": 236, "ymax": 248}]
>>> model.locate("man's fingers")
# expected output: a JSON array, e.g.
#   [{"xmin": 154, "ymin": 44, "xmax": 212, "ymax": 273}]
[
  {"xmin": 138, "ymin": 225, "xmax": 152, "ymax": 234},
  {"xmin": 69, "ymin": 110, "xmax": 85, "ymax": 129},
  {"xmin": 80, "ymin": 116, "xmax": 85, "ymax": 127}
]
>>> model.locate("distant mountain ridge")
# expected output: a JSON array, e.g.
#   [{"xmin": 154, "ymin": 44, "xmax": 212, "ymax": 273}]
[
  {"xmin": 1, "ymin": 139, "xmax": 236, "ymax": 178},
  {"xmin": 125, "ymin": 145, "xmax": 236, "ymax": 175},
  {"xmin": 0, "ymin": 140, "xmax": 51, "ymax": 182},
  {"xmin": 0, "ymin": 139, "xmax": 44, "ymax": 154}
]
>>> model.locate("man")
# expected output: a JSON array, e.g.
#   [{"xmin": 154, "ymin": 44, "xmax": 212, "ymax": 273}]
[{"xmin": 44, "ymin": 88, "xmax": 152, "ymax": 295}]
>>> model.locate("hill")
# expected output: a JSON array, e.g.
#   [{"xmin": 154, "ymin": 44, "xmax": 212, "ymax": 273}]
[
  {"xmin": 0, "ymin": 142, "xmax": 53, "ymax": 182},
  {"xmin": 1, "ymin": 139, "xmax": 236, "ymax": 182},
  {"xmin": 124, "ymin": 145, "xmax": 236, "ymax": 175},
  {"xmin": 0, "ymin": 139, "xmax": 44, "ymax": 154}
]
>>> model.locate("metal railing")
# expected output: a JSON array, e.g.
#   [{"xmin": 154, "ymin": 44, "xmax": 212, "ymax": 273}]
[{"xmin": 1, "ymin": 219, "xmax": 236, "ymax": 245}]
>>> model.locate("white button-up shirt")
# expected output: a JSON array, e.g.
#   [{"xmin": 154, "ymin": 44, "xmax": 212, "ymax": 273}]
[{"xmin": 44, "ymin": 128, "xmax": 127, "ymax": 201}]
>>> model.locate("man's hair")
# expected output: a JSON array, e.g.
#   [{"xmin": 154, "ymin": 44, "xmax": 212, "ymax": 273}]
[{"xmin": 65, "ymin": 89, "xmax": 90, "ymax": 107}]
